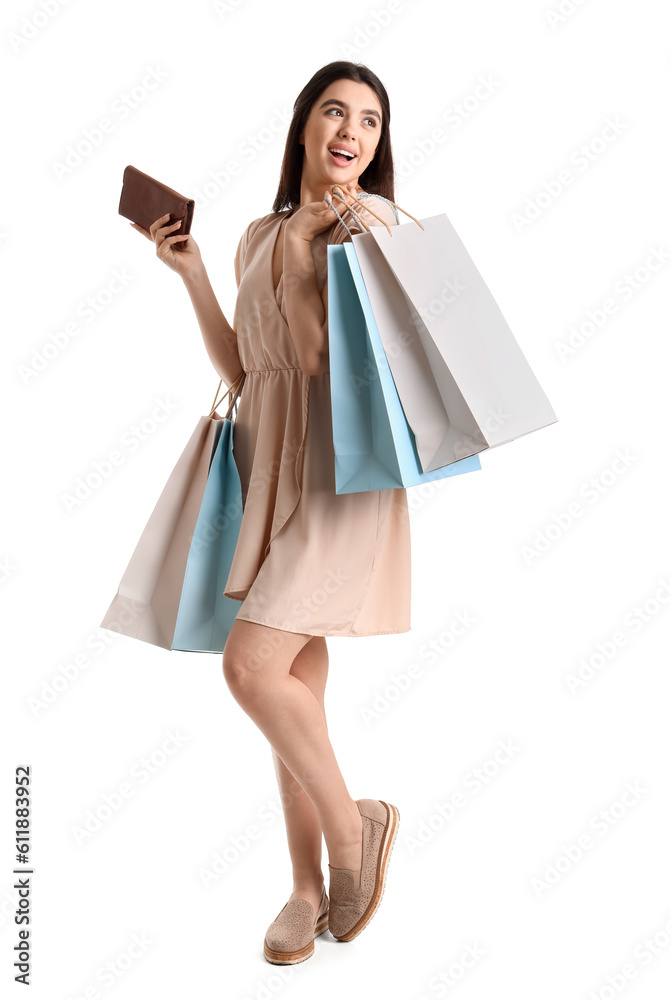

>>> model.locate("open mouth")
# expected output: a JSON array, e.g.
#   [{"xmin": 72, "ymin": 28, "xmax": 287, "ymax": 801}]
[{"xmin": 328, "ymin": 146, "xmax": 357, "ymax": 166}]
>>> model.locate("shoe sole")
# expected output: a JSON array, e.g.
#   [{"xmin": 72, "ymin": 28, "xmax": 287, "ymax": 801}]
[
  {"xmin": 263, "ymin": 912, "xmax": 329, "ymax": 965},
  {"xmin": 332, "ymin": 801, "xmax": 400, "ymax": 942}
]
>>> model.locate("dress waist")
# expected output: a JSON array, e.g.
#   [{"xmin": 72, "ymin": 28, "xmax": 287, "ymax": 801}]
[
  {"xmin": 243, "ymin": 367, "xmax": 330, "ymax": 375},
  {"xmin": 244, "ymin": 366, "xmax": 303, "ymax": 374}
]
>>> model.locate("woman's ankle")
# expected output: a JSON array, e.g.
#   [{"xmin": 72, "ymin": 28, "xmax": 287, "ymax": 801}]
[
  {"xmin": 326, "ymin": 811, "xmax": 363, "ymax": 870},
  {"xmin": 323, "ymin": 800, "xmax": 362, "ymax": 854},
  {"xmin": 291, "ymin": 868, "xmax": 324, "ymax": 891}
]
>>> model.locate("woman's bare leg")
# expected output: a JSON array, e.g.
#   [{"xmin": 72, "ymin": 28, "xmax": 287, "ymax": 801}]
[
  {"xmin": 270, "ymin": 635, "xmax": 329, "ymax": 916},
  {"xmin": 222, "ymin": 619, "xmax": 363, "ymax": 887}
]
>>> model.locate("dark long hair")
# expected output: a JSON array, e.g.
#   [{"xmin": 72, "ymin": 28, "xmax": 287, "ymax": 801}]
[{"xmin": 272, "ymin": 61, "xmax": 395, "ymax": 213}]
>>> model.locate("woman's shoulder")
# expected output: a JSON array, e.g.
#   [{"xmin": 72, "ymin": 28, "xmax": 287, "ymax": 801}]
[
  {"xmin": 234, "ymin": 211, "xmax": 282, "ymax": 286},
  {"xmin": 237, "ymin": 208, "xmax": 290, "ymax": 251},
  {"xmin": 238, "ymin": 210, "xmax": 276, "ymax": 243}
]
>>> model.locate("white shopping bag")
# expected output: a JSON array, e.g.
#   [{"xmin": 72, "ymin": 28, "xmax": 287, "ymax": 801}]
[{"xmin": 350, "ymin": 209, "xmax": 558, "ymax": 472}]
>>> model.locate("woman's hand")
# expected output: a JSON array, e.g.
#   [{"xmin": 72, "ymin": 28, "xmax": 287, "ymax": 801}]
[
  {"xmin": 284, "ymin": 181, "xmax": 364, "ymax": 243},
  {"xmin": 129, "ymin": 214, "xmax": 204, "ymax": 279}
]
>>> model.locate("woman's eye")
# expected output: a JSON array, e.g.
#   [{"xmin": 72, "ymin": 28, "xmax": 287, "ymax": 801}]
[{"xmin": 327, "ymin": 108, "xmax": 377, "ymax": 127}]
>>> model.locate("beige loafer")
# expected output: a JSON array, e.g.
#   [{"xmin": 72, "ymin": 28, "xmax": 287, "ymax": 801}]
[
  {"xmin": 328, "ymin": 798, "xmax": 400, "ymax": 942},
  {"xmin": 263, "ymin": 884, "xmax": 329, "ymax": 964}
]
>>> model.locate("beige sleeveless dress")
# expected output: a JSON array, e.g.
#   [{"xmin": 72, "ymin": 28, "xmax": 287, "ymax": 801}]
[{"xmin": 222, "ymin": 193, "xmax": 411, "ymax": 636}]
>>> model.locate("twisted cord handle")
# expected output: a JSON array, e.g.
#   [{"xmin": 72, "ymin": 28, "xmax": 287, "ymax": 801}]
[
  {"xmin": 209, "ymin": 369, "xmax": 246, "ymax": 420},
  {"xmin": 324, "ymin": 186, "xmax": 425, "ymax": 237},
  {"xmin": 323, "ymin": 190, "xmax": 366, "ymax": 237}
]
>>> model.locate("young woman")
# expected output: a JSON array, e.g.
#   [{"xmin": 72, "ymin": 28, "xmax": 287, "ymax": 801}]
[{"xmin": 131, "ymin": 60, "xmax": 410, "ymax": 964}]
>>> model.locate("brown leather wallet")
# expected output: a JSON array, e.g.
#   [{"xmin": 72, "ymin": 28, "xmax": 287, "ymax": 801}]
[{"xmin": 119, "ymin": 165, "xmax": 194, "ymax": 250}]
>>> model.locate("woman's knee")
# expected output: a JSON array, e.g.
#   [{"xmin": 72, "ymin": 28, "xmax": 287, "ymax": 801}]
[
  {"xmin": 221, "ymin": 619, "xmax": 312, "ymax": 694},
  {"xmin": 222, "ymin": 642, "xmax": 263, "ymax": 694}
]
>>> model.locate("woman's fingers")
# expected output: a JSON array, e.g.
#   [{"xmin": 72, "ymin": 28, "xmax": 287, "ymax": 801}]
[
  {"xmin": 147, "ymin": 213, "xmax": 182, "ymax": 242},
  {"xmin": 160, "ymin": 233, "xmax": 189, "ymax": 249},
  {"xmin": 127, "ymin": 209, "xmax": 199, "ymax": 276},
  {"xmin": 130, "ymin": 214, "xmax": 175, "ymax": 241},
  {"xmin": 161, "ymin": 221, "xmax": 183, "ymax": 236},
  {"xmin": 130, "ymin": 222, "xmax": 153, "ymax": 240},
  {"xmin": 150, "ymin": 218, "xmax": 183, "ymax": 256},
  {"xmin": 149, "ymin": 212, "xmax": 171, "ymax": 235}
]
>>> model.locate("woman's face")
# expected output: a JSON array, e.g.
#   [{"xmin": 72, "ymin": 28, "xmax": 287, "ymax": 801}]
[{"xmin": 299, "ymin": 78, "xmax": 383, "ymax": 189}]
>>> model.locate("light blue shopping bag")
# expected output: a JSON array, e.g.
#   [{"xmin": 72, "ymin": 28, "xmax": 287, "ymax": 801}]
[
  {"xmin": 172, "ymin": 412, "xmax": 244, "ymax": 653},
  {"xmin": 328, "ymin": 243, "xmax": 481, "ymax": 494}
]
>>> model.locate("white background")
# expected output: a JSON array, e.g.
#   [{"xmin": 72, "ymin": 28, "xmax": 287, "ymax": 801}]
[{"xmin": 3, "ymin": 0, "xmax": 671, "ymax": 996}]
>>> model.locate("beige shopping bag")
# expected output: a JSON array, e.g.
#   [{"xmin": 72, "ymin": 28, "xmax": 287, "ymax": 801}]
[{"xmin": 100, "ymin": 373, "xmax": 245, "ymax": 649}]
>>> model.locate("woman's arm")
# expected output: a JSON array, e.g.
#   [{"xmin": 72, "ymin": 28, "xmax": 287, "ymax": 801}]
[{"xmin": 182, "ymin": 265, "xmax": 244, "ymax": 387}]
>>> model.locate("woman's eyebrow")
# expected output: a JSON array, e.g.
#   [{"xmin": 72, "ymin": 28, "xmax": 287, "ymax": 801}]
[{"xmin": 317, "ymin": 98, "xmax": 381, "ymax": 122}]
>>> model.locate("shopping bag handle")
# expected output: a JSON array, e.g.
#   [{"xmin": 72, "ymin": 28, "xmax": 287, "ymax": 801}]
[
  {"xmin": 325, "ymin": 186, "xmax": 425, "ymax": 237},
  {"xmin": 209, "ymin": 369, "xmax": 246, "ymax": 420}
]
